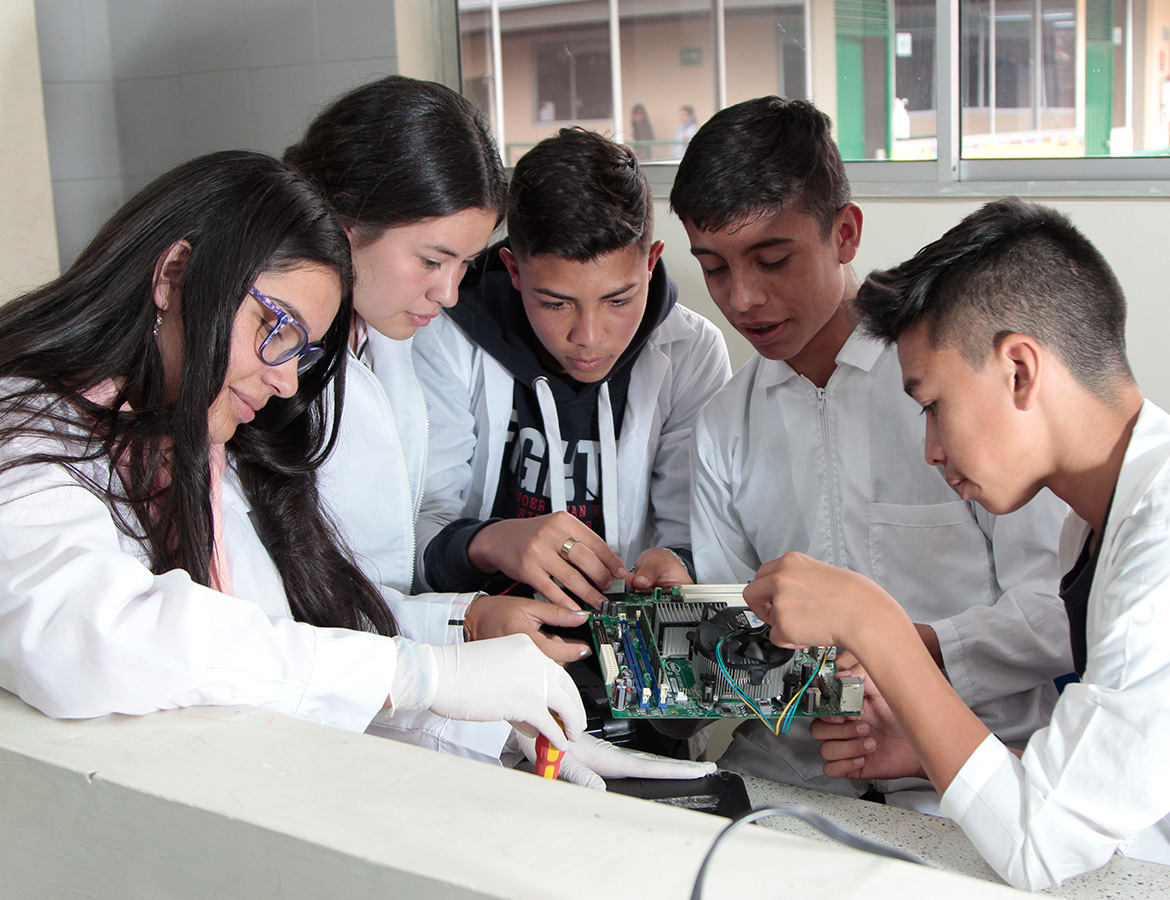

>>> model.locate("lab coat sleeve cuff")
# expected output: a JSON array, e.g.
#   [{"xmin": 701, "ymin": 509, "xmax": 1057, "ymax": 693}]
[
  {"xmin": 383, "ymin": 587, "xmax": 478, "ymax": 645},
  {"xmin": 385, "ymin": 636, "xmax": 438, "ymax": 712},
  {"xmin": 448, "ymin": 592, "xmax": 479, "ymax": 643},
  {"xmin": 292, "ymin": 626, "xmax": 399, "ymax": 732},
  {"xmin": 939, "ymin": 732, "xmax": 1012, "ymax": 822}
]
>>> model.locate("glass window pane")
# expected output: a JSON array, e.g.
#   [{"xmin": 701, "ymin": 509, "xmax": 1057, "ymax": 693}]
[
  {"xmin": 893, "ymin": 0, "xmax": 938, "ymax": 158},
  {"xmin": 960, "ymin": 0, "xmax": 1170, "ymax": 160},
  {"xmin": 617, "ymin": 1, "xmax": 715, "ymax": 162},
  {"xmin": 724, "ymin": 3, "xmax": 808, "ymax": 107},
  {"xmin": 834, "ymin": 0, "xmax": 938, "ymax": 161},
  {"xmin": 457, "ymin": 0, "xmax": 717, "ymax": 165},
  {"xmin": 533, "ymin": 38, "xmax": 612, "ymax": 122},
  {"xmin": 458, "ymin": 0, "xmax": 939, "ymax": 166}
]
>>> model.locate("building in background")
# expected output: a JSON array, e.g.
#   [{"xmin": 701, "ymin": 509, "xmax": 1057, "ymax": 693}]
[{"xmin": 458, "ymin": 0, "xmax": 1170, "ymax": 165}]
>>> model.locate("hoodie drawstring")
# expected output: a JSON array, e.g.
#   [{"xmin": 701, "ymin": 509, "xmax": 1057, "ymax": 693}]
[
  {"xmin": 533, "ymin": 376, "xmax": 619, "ymax": 555},
  {"xmin": 533, "ymin": 377, "xmax": 567, "ymax": 514},
  {"xmin": 597, "ymin": 382, "xmax": 619, "ymax": 554}
]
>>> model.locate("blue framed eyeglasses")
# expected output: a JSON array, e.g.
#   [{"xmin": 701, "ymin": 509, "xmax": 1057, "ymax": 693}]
[{"xmin": 248, "ymin": 287, "xmax": 326, "ymax": 374}]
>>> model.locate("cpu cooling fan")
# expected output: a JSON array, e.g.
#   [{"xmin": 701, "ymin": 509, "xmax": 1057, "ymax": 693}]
[{"xmin": 689, "ymin": 606, "xmax": 792, "ymax": 686}]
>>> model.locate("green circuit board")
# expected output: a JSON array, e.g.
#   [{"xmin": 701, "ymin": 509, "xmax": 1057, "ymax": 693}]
[{"xmin": 589, "ymin": 586, "xmax": 863, "ymax": 720}]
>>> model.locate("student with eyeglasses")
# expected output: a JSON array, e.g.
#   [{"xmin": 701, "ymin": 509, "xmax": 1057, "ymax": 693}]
[
  {"xmin": 246, "ymin": 285, "xmax": 327, "ymax": 373},
  {"xmin": 0, "ymin": 150, "xmax": 584, "ymax": 750},
  {"xmin": 284, "ymin": 76, "xmax": 714, "ymax": 787}
]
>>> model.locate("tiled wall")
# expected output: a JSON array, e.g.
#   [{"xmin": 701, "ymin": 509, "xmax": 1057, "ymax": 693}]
[
  {"xmin": 36, "ymin": 0, "xmax": 399, "ymax": 267},
  {"xmin": 2, "ymin": 0, "xmax": 59, "ymax": 300}
]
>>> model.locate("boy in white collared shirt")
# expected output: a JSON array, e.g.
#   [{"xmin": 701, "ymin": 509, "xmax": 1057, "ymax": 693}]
[
  {"xmin": 752, "ymin": 198, "xmax": 1170, "ymax": 889},
  {"xmin": 670, "ymin": 97, "xmax": 1070, "ymax": 806}
]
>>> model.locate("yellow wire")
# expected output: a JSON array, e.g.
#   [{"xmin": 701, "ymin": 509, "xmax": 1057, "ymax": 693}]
[
  {"xmin": 715, "ymin": 637, "xmax": 784, "ymax": 735},
  {"xmin": 715, "ymin": 642, "xmax": 832, "ymax": 736}
]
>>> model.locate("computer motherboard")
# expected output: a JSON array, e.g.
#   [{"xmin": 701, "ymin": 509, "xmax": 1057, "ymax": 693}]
[{"xmin": 588, "ymin": 585, "xmax": 863, "ymax": 722}]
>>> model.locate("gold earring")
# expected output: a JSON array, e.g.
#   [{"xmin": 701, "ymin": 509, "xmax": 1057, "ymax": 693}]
[{"xmin": 153, "ymin": 310, "xmax": 163, "ymax": 338}]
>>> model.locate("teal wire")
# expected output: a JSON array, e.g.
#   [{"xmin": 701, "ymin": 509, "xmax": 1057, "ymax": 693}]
[
  {"xmin": 780, "ymin": 647, "xmax": 829, "ymax": 734},
  {"xmin": 715, "ymin": 639, "xmax": 832, "ymax": 734},
  {"xmin": 714, "ymin": 637, "xmax": 775, "ymax": 727}
]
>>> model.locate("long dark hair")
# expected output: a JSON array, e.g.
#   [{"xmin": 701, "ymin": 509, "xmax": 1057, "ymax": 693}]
[
  {"xmin": 0, "ymin": 150, "xmax": 396, "ymax": 636},
  {"xmin": 283, "ymin": 75, "xmax": 506, "ymax": 242}
]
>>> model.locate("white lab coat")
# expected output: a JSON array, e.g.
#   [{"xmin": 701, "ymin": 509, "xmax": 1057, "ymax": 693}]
[
  {"xmin": 0, "ymin": 392, "xmax": 396, "ymax": 732},
  {"xmin": 319, "ymin": 336, "xmax": 477, "ymax": 643},
  {"xmin": 411, "ymin": 304, "xmax": 732, "ymax": 584},
  {"xmin": 691, "ymin": 334, "xmax": 1071, "ymax": 788},
  {"xmin": 315, "ymin": 333, "xmax": 511, "ymax": 759},
  {"xmin": 941, "ymin": 399, "xmax": 1170, "ymax": 891}
]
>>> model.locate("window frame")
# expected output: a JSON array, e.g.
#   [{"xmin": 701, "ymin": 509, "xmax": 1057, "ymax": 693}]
[{"xmin": 447, "ymin": 0, "xmax": 1170, "ymax": 199}]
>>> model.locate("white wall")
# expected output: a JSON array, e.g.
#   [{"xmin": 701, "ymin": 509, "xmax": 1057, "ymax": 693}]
[
  {"xmin": 1, "ymin": 0, "xmax": 58, "ymax": 298},
  {"xmin": 35, "ymin": 0, "xmax": 401, "ymax": 268},
  {"xmin": 656, "ymin": 196, "xmax": 1170, "ymax": 411},
  {"xmin": 34, "ymin": 0, "xmax": 119, "ymax": 282}
]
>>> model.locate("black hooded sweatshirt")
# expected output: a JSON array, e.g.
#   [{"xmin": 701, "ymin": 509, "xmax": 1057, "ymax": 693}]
[{"xmin": 422, "ymin": 239, "xmax": 692, "ymax": 594}]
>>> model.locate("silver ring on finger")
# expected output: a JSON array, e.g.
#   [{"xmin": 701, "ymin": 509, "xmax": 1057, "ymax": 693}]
[{"xmin": 559, "ymin": 536, "xmax": 579, "ymax": 561}]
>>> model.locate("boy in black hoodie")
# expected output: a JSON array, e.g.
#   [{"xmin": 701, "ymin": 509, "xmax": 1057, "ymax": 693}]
[{"xmin": 411, "ymin": 128, "xmax": 730, "ymax": 639}]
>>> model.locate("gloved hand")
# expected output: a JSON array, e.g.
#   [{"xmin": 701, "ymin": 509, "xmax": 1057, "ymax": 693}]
[
  {"xmin": 427, "ymin": 633, "xmax": 585, "ymax": 751},
  {"xmin": 516, "ymin": 730, "xmax": 717, "ymax": 791}
]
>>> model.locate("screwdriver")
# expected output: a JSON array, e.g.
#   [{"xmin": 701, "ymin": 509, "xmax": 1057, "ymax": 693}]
[{"xmin": 534, "ymin": 714, "xmax": 566, "ymax": 779}]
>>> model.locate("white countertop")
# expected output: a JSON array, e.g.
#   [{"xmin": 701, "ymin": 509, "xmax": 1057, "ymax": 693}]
[
  {"xmin": 741, "ymin": 774, "xmax": 1170, "ymax": 898},
  {"xmin": 0, "ymin": 691, "xmax": 1033, "ymax": 900},
  {"xmin": 1, "ymin": 681, "xmax": 1164, "ymax": 898}
]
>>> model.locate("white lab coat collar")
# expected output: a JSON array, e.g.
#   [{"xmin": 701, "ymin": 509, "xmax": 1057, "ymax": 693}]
[
  {"xmin": 754, "ymin": 326, "xmax": 886, "ymax": 390},
  {"xmin": 1060, "ymin": 398, "xmax": 1170, "ymax": 570}
]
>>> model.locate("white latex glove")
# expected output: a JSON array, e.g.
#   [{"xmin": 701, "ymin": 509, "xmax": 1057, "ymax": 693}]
[
  {"xmin": 427, "ymin": 633, "xmax": 585, "ymax": 751},
  {"xmin": 516, "ymin": 730, "xmax": 717, "ymax": 791}
]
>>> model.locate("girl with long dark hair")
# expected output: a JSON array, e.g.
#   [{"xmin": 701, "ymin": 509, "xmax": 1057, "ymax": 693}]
[
  {"xmin": 0, "ymin": 150, "xmax": 582, "ymax": 748},
  {"xmin": 285, "ymin": 77, "xmax": 714, "ymax": 786},
  {"xmin": 286, "ymin": 76, "xmax": 588, "ymax": 662}
]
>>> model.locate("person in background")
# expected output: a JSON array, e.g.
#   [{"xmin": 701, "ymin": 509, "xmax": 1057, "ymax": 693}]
[
  {"xmin": 286, "ymin": 78, "xmax": 713, "ymax": 787},
  {"xmin": 752, "ymin": 198, "xmax": 1170, "ymax": 890},
  {"xmin": 413, "ymin": 127, "xmax": 731, "ymax": 613},
  {"xmin": 669, "ymin": 96, "xmax": 1071, "ymax": 808},
  {"xmin": 671, "ymin": 105, "xmax": 699, "ymax": 158},
  {"xmin": 630, "ymin": 103, "xmax": 655, "ymax": 160},
  {"xmin": 0, "ymin": 150, "xmax": 582, "ymax": 752}
]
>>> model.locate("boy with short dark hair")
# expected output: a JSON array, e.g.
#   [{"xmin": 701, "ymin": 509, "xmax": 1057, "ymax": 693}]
[
  {"xmin": 751, "ymin": 198, "xmax": 1169, "ymax": 890},
  {"xmin": 669, "ymin": 97, "xmax": 1070, "ymax": 804},
  {"xmin": 412, "ymin": 128, "xmax": 731, "ymax": 627}
]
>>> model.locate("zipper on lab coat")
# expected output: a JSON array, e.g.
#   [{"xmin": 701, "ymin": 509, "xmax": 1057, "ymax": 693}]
[{"xmin": 817, "ymin": 386, "xmax": 843, "ymax": 567}]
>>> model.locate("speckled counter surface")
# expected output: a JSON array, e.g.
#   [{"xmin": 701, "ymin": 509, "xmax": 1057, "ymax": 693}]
[{"xmin": 741, "ymin": 775, "xmax": 1170, "ymax": 898}]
